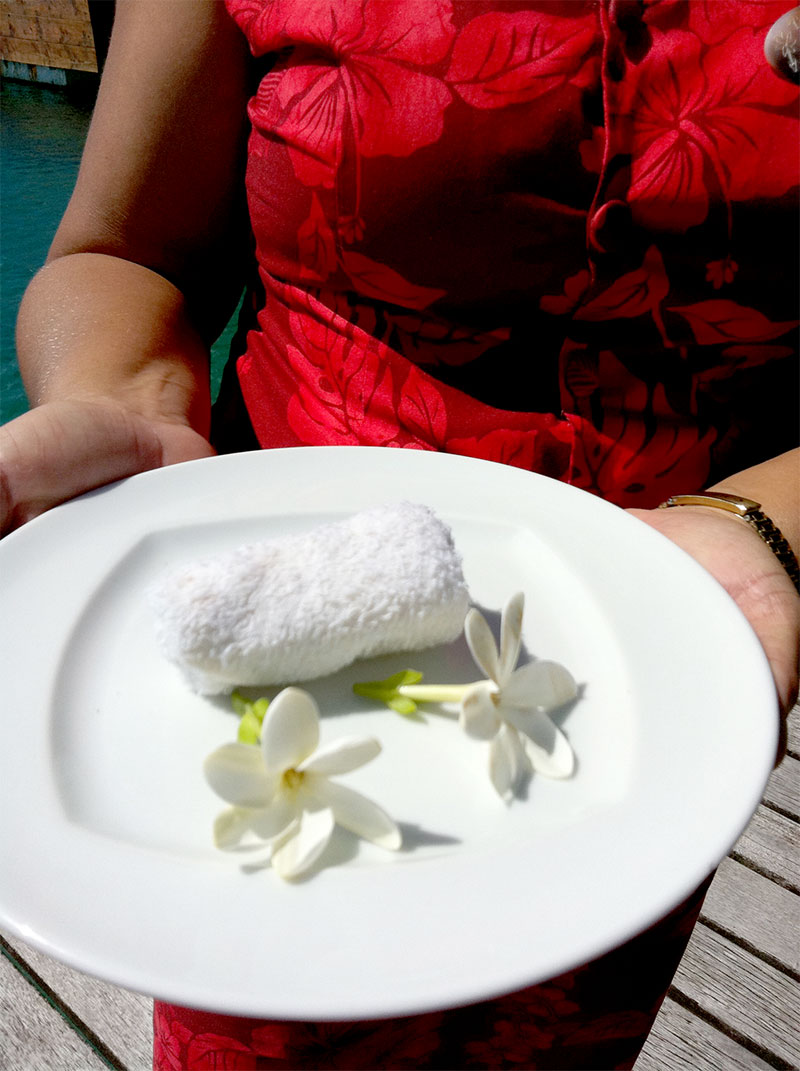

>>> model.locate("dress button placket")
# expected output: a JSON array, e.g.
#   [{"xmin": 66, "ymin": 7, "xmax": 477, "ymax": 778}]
[{"xmin": 586, "ymin": 0, "xmax": 634, "ymax": 263}]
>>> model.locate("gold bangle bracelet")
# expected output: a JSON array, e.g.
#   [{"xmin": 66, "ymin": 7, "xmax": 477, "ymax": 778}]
[{"xmin": 658, "ymin": 492, "xmax": 800, "ymax": 594}]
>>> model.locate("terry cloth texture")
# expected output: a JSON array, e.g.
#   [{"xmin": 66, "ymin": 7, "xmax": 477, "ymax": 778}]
[{"xmin": 148, "ymin": 502, "xmax": 469, "ymax": 694}]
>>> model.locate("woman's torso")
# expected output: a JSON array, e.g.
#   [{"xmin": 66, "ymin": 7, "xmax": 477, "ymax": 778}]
[{"xmin": 221, "ymin": 0, "xmax": 799, "ymax": 506}]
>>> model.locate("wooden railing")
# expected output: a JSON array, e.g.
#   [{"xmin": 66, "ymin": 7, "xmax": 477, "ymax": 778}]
[{"xmin": 0, "ymin": 0, "xmax": 97, "ymax": 74}]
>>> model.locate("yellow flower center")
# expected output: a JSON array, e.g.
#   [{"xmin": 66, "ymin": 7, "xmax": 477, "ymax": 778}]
[{"xmin": 282, "ymin": 767, "xmax": 304, "ymax": 792}]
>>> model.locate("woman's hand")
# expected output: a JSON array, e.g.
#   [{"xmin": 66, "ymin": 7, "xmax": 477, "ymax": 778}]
[
  {"xmin": 628, "ymin": 504, "xmax": 800, "ymax": 719},
  {"xmin": 0, "ymin": 398, "xmax": 214, "ymax": 536}
]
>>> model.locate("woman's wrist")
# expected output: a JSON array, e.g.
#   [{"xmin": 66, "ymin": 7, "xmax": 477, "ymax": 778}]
[
  {"xmin": 658, "ymin": 491, "xmax": 800, "ymax": 594},
  {"xmin": 704, "ymin": 449, "xmax": 800, "ymax": 560},
  {"xmin": 629, "ymin": 500, "xmax": 800, "ymax": 716}
]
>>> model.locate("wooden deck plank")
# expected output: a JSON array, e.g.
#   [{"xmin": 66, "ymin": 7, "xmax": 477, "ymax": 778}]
[
  {"xmin": 731, "ymin": 805, "xmax": 800, "ymax": 892},
  {"xmin": 786, "ymin": 705, "xmax": 800, "ymax": 757},
  {"xmin": 700, "ymin": 856, "xmax": 800, "ymax": 975},
  {"xmin": 634, "ymin": 995, "xmax": 774, "ymax": 1071},
  {"xmin": 0, "ymin": 944, "xmax": 110, "ymax": 1071},
  {"xmin": 764, "ymin": 754, "xmax": 800, "ymax": 817},
  {"xmin": 669, "ymin": 922, "xmax": 800, "ymax": 1068},
  {"xmin": 1, "ymin": 930, "xmax": 151, "ymax": 1071}
]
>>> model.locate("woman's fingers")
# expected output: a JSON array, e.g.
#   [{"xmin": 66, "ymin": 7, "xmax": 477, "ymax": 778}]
[{"xmin": 0, "ymin": 399, "xmax": 214, "ymax": 535}]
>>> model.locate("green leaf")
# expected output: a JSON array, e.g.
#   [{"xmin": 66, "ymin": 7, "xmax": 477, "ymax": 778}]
[
  {"xmin": 388, "ymin": 696, "xmax": 425, "ymax": 720},
  {"xmin": 231, "ymin": 692, "xmax": 270, "ymax": 744},
  {"xmin": 388, "ymin": 695, "xmax": 417, "ymax": 714},
  {"xmin": 389, "ymin": 669, "xmax": 424, "ymax": 688},
  {"xmin": 237, "ymin": 710, "xmax": 262, "ymax": 745},
  {"xmin": 230, "ymin": 689, "xmax": 251, "ymax": 717},
  {"xmin": 353, "ymin": 670, "xmax": 424, "ymax": 718},
  {"xmin": 353, "ymin": 670, "xmax": 423, "ymax": 700}
]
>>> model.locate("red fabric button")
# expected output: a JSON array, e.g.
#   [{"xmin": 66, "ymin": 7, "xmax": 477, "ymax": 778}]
[{"xmin": 588, "ymin": 199, "xmax": 631, "ymax": 254}]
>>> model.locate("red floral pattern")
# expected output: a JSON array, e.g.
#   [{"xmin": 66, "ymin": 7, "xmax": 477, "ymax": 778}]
[
  {"xmin": 574, "ymin": 245, "xmax": 672, "ymax": 347},
  {"xmin": 610, "ymin": 25, "xmax": 798, "ymax": 232},
  {"xmin": 221, "ymin": 0, "xmax": 798, "ymax": 508},
  {"xmin": 154, "ymin": 1004, "xmax": 444, "ymax": 1070},
  {"xmin": 668, "ymin": 300, "xmax": 799, "ymax": 347},
  {"xmin": 239, "ymin": 0, "xmax": 456, "ymax": 188},
  {"xmin": 445, "ymin": 7, "xmax": 598, "ymax": 108}
]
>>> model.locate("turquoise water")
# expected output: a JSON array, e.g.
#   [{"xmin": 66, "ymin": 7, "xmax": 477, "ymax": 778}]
[
  {"xmin": 0, "ymin": 80, "xmax": 233, "ymax": 427},
  {"xmin": 1, "ymin": 81, "xmax": 92, "ymax": 423}
]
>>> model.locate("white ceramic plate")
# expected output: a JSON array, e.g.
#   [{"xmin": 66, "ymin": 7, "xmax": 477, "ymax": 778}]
[{"xmin": 0, "ymin": 447, "xmax": 776, "ymax": 1019}]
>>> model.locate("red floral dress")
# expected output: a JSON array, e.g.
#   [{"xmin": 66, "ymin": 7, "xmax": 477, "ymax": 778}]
[
  {"xmin": 158, "ymin": 2, "xmax": 798, "ymax": 1068},
  {"xmin": 212, "ymin": 0, "xmax": 798, "ymax": 508}
]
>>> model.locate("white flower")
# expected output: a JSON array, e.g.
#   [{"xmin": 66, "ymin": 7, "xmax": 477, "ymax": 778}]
[
  {"xmin": 204, "ymin": 687, "xmax": 401, "ymax": 879},
  {"xmin": 460, "ymin": 593, "xmax": 577, "ymax": 801}
]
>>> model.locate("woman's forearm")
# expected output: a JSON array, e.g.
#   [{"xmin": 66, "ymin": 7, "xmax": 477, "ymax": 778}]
[
  {"xmin": 17, "ymin": 253, "xmax": 212, "ymax": 433},
  {"xmin": 707, "ymin": 449, "xmax": 800, "ymax": 560},
  {"xmin": 13, "ymin": 0, "xmax": 253, "ymax": 430}
]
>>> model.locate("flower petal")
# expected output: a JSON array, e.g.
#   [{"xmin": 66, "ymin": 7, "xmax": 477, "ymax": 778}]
[
  {"xmin": 299, "ymin": 735, "xmax": 381, "ymax": 776},
  {"xmin": 464, "ymin": 607, "xmax": 501, "ymax": 683},
  {"xmin": 204, "ymin": 743, "xmax": 278, "ymax": 807},
  {"xmin": 260, "ymin": 687, "xmax": 320, "ymax": 775},
  {"xmin": 213, "ymin": 806, "xmax": 254, "ymax": 849},
  {"xmin": 249, "ymin": 795, "xmax": 300, "ymax": 842},
  {"xmin": 308, "ymin": 778, "xmax": 401, "ymax": 850},
  {"xmin": 498, "ymin": 592, "xmax": 525, "ymax": 684},
  {"xmin": 502, "ymin": 660, "xmax": 577, "ymax": 711},
  {"xmin": 515, "ymin": 709, "xmax": 575, "ymax": 778},
  {"xmin": 270, "ymin": 806, "xmax": 335, "ymax": 880},
  {"xmin": 489, "ymin": 723, "xmax": 529, "ymax": 802},
  {"xmin": 459, "ymin": 681, "xmax": 501, "ymax": 739}
]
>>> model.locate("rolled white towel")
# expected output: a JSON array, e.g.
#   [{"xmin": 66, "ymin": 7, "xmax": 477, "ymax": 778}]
[{"xmin": 148, "ymin": 502, "xmax": 470, "ymax": 694}]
